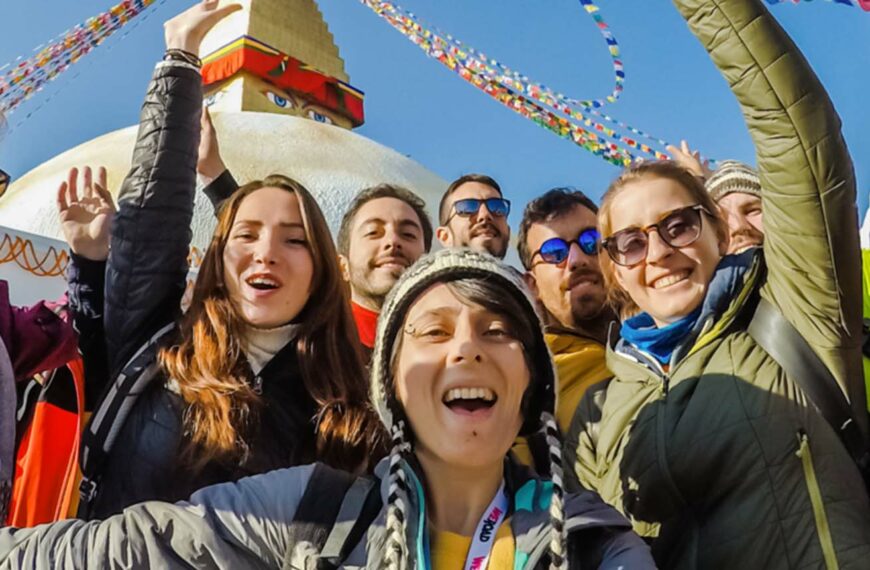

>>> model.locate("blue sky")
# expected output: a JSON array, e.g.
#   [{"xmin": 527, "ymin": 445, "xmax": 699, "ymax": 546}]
[{"xmin": 1, "ymin": 0, "xmax": 868, "ymax": 230}]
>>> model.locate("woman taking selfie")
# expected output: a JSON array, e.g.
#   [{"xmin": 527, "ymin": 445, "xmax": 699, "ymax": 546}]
[
  {"xmin": 571, "ymin": 0, "xmax": 870, "ymax": 567},
  {"xmin": 0, "ymin": 249, "xmax": 654, "ymax": 568},
  {"xmin": 79, "ymin": 1, "xmax": 381, "ymax": 519}
]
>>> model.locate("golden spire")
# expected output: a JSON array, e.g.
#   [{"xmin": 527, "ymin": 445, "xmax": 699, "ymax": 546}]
[{"xmin": 199, "ymin": 0, "xmax": 363, "ymax": 129}]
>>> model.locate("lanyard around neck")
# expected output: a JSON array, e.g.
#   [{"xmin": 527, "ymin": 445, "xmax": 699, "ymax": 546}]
[{"xmin": 463, "ymin": 480, "xmax": 509, "ymax": 570}]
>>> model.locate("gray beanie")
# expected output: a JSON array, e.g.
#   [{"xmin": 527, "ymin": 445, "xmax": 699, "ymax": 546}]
[
  {"xmin": 369, "ymin": 247, "xmax": 557, "ymax": 437},
  {"xmin": 705, "ymin": 160, "xmax": 761, "ymax": 201}
]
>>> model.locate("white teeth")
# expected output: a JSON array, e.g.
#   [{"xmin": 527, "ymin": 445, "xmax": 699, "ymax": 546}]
[
  {"xmin": 653, "ymin": 271, "xmax": 689, "ymax": 290},
  {"xmin": 444, "ymin": 387, "xmax": 496, "ymax": 403},
  {"xmin": 247, "ymin": 276, "xmax": 279, "ymax": 287}
]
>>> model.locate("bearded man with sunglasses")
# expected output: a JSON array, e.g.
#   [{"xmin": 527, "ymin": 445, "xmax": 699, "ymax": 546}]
[
  {"xmin": 514, "ymin": 188, "xmax": 616, "ymax": 470},
  {"xmin": 436, "ymin": 174, "xmax": 511, "ymax": 258}
]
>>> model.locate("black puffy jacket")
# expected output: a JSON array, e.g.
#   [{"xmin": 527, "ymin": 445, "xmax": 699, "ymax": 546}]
[{"xmin": 84, "ymin": 62, "xmax": 320, "ymax": 519}]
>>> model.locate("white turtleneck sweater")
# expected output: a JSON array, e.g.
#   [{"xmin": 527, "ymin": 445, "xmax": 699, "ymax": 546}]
[{"xmin": 244, "ymin": 322, "xmax": 300, "ymax": 375}]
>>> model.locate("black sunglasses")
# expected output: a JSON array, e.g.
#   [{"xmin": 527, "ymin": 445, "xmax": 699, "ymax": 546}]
[
  {"xmin": 445, "ymin": 197, "xmax": 511, "ymax": 223},
  {"xmin": 601, "ymin": 204, "xmax": 711, "ymax": 267},
  {"xmin": 532, "ymin": 227, "xmax": 601, "ymax": 265}
]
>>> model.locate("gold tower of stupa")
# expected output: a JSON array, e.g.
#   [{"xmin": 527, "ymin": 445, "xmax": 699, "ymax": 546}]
[{"xmin": 198, "ymin": 0, "xmax": 364, "ymax": 129}]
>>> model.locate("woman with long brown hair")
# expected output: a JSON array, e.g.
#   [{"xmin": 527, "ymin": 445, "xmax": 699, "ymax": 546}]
[{"xmin": 78, "ymin": 1, "xmax": 382, "ymax": 520}]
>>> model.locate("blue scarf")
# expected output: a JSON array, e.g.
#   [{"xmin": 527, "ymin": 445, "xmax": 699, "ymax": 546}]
[{"xmin": 620, "ymin": 306, "xmax": 703, "ymax": 366}]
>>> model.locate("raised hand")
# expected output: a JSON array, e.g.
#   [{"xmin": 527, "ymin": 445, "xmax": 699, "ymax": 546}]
[
  {"xmin": 57, "ymin": 166, "xmax": 116, "ymax": 261},
  {"xmin": 666, "ymin": 140, "xmax": 714, "ymax": 181},
  {"xmin": 197, "ymin": 107, "xmax": 227, "ymax": 181},
  {"xmin": 164, "ymin": 0, "xmax": 243, "ymax": 56}
]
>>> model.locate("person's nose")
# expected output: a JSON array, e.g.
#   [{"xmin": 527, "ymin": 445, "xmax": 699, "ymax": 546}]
[
  {"xmin": 447, "ymin": 320, "xmax": 483, "ymax": 366},
  {"xmin": 253, "ymin": 233, "xmax": 279, "ymax": 266},
  {"xmin": 645, "ymin": 229, "xmax": 674, "ymax": 264}
]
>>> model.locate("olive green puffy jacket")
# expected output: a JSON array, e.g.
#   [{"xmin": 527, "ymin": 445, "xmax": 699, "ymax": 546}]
[{"xmin": 572, "ymin": 0, "xmax": 870, "ymax": 568}]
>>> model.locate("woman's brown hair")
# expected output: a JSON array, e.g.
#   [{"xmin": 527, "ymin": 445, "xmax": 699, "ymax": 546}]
[
  {"xmin": 159, "ymin": 174, "xmax": 384, "ymax": 473},
  {"xmin": 598, "ymin": 161, "xmax": 727, "ymax": 318}
]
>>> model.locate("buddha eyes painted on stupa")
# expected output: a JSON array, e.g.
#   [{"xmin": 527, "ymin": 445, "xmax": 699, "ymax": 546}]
[
  {"xmin": 307, "ymin": 109, "xmax": 334, "ymax": 125},
  {"xmin": 265, "ymin": 90, "xmax": 295, "ymax": 110},
  {"xmin": 260, "ymin": 88, "xmax": 338, "ymax": 126}
]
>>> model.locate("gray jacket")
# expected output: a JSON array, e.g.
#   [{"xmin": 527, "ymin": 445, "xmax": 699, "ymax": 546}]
[{"xmin": 0, "ymin": 457, "xmax": 654, "ymax": 568}]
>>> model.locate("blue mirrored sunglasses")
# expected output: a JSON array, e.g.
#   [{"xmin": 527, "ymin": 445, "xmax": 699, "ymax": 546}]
[
  {"xmin": 450, "ymin": 197, "xmax": 511, "ymax": 219},
  {"xmin": 534, "ymin": 228, "xmax": 601, "ymax": 264}
]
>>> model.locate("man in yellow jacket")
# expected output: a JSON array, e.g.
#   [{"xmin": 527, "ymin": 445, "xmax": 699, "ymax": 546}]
[{"xmin": 514, "ymin": 188, "xmax": 615, "ymax": 471}]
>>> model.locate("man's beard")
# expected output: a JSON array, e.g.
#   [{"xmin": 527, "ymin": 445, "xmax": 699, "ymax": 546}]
[
  {"xmin": 349, "ymin": 259, "xmax": 407, "ymax": 310},
  {"xmin": 563, "ymin": 269, "xmax": 609, "ymax": 329},
  {"xmin": 467, "ymin": 222, "xmax": 508, "ymax": 258},
  {"xmin": 728, "ymin": 228, "xmax": 764, "ymax": 254}
]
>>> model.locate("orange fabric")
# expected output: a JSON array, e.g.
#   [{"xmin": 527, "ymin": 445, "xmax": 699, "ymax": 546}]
[
  {"xmin": 6, "ymin": 358, "xmax": 85, "ymax": 527},
  {"xmin": 201, "ymin": 37, "xmax": 365, "ymax": 126}
]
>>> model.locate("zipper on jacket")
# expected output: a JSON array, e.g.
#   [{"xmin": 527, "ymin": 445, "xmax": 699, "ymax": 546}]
[
  {"xmin": 252, "ymin": 374, "xmax": 263, "ymax": 395},
  {"xmin": 614, "ymin": 348, "xmax": 671, "ymax": 392},
  {"xmin": 796, "ymin": 432, "xmax": 839, "ymax": 570}
]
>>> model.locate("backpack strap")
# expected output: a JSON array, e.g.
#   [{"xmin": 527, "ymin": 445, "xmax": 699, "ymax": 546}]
[
  {"xmin": 748, "ymin": 297, "xmax": 869, "ymax": 465},
  {"xmin": 77, "ymin": 322, "xmax": 175, "ymax": 517},
  {"xmin": 283, "ymin": 463, "xmax": 382, "ymax": 570}
]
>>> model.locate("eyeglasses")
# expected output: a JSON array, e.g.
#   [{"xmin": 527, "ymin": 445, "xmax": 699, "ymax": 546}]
[
  {"xmin": 445, "ymin": 198, "xmax": 511, "ymax": 223},
  {"xmin": 601, "ymin": 204, "xmax": 712, "ymax": 267},
  {"xmin": 532, "ymin": 227, "xmax": 601, "ymax": 265},
  {"xmin": 0, "ymin": 169, "xmax": 9, "ymax": 198}
]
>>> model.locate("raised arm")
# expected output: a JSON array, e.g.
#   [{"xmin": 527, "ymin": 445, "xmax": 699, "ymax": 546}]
[
  {"xmin": 58, "ymin": 166, "xmax": 113, "ymax": 403},
  {"xmin": 672, "ymin": 0, "xmax": 866, "ymax": 419},
  {"xmin": 104, "ymin": 0, "xmax": 241, "ymax": 376},
  {"xmin": 0, "ymin": 465, "xmax": 314, "ymax": 569},
  {"xmin": 198, "ymin": 106, "xmax": 239, "ymax": 213}
]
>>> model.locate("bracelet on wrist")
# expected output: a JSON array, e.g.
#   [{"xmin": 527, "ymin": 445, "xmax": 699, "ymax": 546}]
[{"xmin": 163, "ymin": 48, "xmax": 202, "ymax": 68}]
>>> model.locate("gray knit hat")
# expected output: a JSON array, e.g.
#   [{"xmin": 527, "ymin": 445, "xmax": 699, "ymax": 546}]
[
  {"xmin": 705, "ymin": 160, "xmax": 761, "ymax": 201},
  {"xmin": 369, "ymin": 247, "xmax": 557, "ymax": 437}
]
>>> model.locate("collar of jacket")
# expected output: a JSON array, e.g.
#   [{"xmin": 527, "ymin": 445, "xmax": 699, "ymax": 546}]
[
  {"xmin": 544, "ymin": 326, "xmax": 606, "ymax": 351},
  {"xmin": 609, "ymin": 248, "xmax": 763, "ymax": 379},
  {"xmin": 370, "ymin": 453, "xmax": 633, "ymax": 568}
]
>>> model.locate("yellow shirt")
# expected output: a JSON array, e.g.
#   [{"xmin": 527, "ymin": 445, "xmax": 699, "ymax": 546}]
[
  {"xmin": 430, "ymin": 519, "xmax": 515, "ymax": 570},
  {"xmin": 513, "ymin": 330, "xmax": 611, "ymax": 464}
]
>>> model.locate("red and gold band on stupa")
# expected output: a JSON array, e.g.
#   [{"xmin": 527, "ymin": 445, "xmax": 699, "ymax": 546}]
[{"xmin": 201, "ymin": 36, "xmax": 365, "ymax": 127}]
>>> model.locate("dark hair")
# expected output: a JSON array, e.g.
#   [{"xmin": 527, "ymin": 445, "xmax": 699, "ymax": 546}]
[
  {"xmin": 438, "ymin": 174, "xmax": 502, "ymax": 224},
  {"xmin": 336, "ymin": 183, "xmax": 433, "ymax": 256},
  {"xmin": 160, "ymin": 174, "xmax": 385, "ymax": 473},
  {"xmin": 517, "ymin": 187, "xmax": 599, "ymax": 270}
]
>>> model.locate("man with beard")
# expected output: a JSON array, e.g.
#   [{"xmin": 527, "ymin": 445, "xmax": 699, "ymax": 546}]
[
  {"xmin": 436, "ymin": 174, "xmax": 510, "ymax": 258},
  {"xmin": 337, "ymin": 184, "xmax": 432, "ymax": 353},
  {"xmin": 515, "ymin": 188, "xmax": 615, "ymax": 468}
]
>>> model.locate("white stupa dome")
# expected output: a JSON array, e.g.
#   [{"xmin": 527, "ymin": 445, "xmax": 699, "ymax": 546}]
[{"xmin": 0, "ymin": 112, "xmax": 447, "ymax": 252}]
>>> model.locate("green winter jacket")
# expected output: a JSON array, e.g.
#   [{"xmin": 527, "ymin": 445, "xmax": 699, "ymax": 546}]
[{"xmin": 572, "ymin": 0, "xmax": 870, "ymax": 568}]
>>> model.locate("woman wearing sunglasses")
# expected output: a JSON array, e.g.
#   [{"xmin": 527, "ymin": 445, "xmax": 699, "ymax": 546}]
[{"xmin": 573, "ymin": 0, "xmax": 870, "ymax": 567}]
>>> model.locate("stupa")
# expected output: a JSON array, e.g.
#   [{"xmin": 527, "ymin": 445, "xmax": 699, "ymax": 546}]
[{"xmin": 0, "ymin": 0, "xmax": 447, "ymax": 305}]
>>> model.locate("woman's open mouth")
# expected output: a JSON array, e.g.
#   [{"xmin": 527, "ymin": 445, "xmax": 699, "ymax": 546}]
[{"xmin": 443, "ymin": 387, "xmax": 497, "ymax": 415}]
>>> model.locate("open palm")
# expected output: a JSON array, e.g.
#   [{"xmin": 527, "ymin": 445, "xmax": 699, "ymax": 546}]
[{"xmin": 57, "ymin": 166, "xmax": 116, "ymax": 261}]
